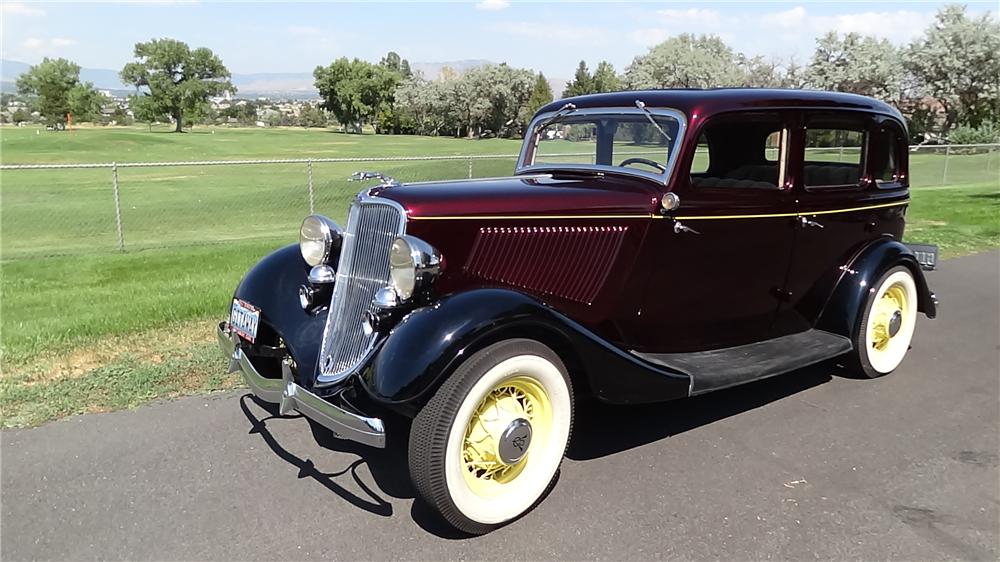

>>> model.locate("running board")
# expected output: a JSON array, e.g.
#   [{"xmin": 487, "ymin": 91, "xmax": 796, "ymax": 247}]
[{"xmin": 632, "ymin": 329, "xmax": 852, "ymax": 396}]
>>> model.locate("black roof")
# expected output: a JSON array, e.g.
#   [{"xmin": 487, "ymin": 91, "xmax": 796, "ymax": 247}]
[{"xmin": 538, "ymin": 88, "xmax": 903, "ymax": 121}]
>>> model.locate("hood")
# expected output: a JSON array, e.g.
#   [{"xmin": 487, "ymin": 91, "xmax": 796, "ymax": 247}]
[{"xmin": 375, "ymin": 174, "xmax": 660, "ymax": 219}]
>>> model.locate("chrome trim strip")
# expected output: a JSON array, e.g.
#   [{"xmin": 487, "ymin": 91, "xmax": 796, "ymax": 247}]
[
  {"xmin": 217, "ymin": 322, "xmax": 386, "ymax": 448},
  {"xmin": 517, "ymin": 106, "xmax": 689, "ymax": 187}
]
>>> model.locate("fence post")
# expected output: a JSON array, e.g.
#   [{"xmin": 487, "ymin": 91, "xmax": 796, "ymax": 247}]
[
  {"xmin": 306, "ymin": 159, "xmax": 315, "ymax": 214},
  {"xmin": 111, "ymin": 162, "xmax": 125, "ymax": 252},
  {"xmin": 942, "ymin": 145, "xmax": 951, "ymax": 186},
  {"xmin": 467, "ymin": 158, "xmax": 473, "ymax": 179}
]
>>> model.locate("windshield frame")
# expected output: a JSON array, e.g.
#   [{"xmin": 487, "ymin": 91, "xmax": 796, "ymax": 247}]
[{"xmin": 516, "ymin": 106, "xmax": 689, "ymax": 187}]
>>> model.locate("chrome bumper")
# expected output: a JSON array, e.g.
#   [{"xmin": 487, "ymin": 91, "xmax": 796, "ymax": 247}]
[{"xmin": 217, "ymin": 322, "xmax": 386, "ymax": 448}]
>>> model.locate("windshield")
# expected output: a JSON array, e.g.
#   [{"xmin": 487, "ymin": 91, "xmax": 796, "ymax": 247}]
[{"xmin": 524, "ymin": 111, "xmax": 684, "ymax": 178}]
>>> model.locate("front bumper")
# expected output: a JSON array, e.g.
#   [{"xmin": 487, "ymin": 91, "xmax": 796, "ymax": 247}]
[{"xmin": 217, "ymin": 322, "xmax": 386, "ymax": 448}]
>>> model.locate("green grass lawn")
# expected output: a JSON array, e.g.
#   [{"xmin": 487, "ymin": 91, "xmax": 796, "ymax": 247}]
[{"xmin": 1, "ymin": 125, "xmax": 997, "ymax": 428}]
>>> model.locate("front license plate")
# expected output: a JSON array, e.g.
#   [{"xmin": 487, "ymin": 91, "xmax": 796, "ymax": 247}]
[
  {"xmin": 907, "ymin": 243, "xmax": 939, "ymax": 271},
  {"xmin": 230, "ymin": 299, "xmax": 260, "ymax": 343}
]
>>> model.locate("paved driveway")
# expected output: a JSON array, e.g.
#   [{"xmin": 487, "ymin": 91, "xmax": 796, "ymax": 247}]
[{"xmin": 3, "ymin": 251, "xmax": 998, "ymax": 561}]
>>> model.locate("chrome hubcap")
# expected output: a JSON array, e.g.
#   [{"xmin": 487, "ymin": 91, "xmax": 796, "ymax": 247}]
[
  {"xmin": 888, "ymin": 309, "xmax": 903, "ymax": 337},
  {"xmin": 498, "ymin": 418, "xmax": 532, "ymax": 464}
]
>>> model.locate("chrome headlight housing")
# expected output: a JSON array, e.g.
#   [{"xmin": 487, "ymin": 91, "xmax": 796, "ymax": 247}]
[
  {"xmin": 388, "ymin": 235, "xmax": 442, "ymax": 301},
  {"xmin": 299, "ymin": 215, "xmax": 342, "ymax": 267}
]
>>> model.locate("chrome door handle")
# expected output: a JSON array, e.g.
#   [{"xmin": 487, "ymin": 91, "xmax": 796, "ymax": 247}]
[
  {"xmin": 673, "ymin": 221, "xmax": 700, "ymax": 235},
  {"xmin": 799, "ymin": 216, "xmax": 824, "ymax": 229}
]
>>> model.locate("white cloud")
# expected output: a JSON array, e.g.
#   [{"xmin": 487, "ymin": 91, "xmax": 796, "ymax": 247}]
[
  {"xmin": 20, "ymin": 37, "xmax": 78, "ymax": 56},
  {"xmin": 476, "ymin": 0, "xmax": 509, "ymax": 11},
  {"xmin": 493, "ymin": 21, "xmax": 607, "ymax": 45},
  {"xmin": 2, "ymin": 2, "xmax": 46, "ymax": 16},
  {"xmin": 654, "ymin": 8, "xmax": 722, "ymax": 28}
]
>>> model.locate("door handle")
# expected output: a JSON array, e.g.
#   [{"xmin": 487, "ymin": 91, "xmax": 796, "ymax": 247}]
[
  {"xmin": 673, "ymin": 221, "xmax": 700, "ymax": 235},
  {"xmin": 799, "ymin": 216, "xmax": 824, "ymax": 229}
]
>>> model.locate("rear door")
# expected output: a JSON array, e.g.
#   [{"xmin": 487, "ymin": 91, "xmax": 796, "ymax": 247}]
[{"xmin": 776, "ymin": 112, "xmax": 910, "ymax": 335}]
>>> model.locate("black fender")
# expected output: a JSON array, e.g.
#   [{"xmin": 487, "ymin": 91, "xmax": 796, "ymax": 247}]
[
  {"xmin": 816, "ymin": 238, "xmax": 937, "ymax": 340},
  {"xmin": 233, "ymin": 244, "xmax": 327, "ymax": 383},
  {"xmin": 362, "ymin": 288, "xmax": 690, "ymax": 415}
]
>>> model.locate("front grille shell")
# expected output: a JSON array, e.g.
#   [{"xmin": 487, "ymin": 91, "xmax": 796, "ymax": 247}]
[{"xmin": 316, "ymin": 196, "xmax": 406, "ymax": 385}]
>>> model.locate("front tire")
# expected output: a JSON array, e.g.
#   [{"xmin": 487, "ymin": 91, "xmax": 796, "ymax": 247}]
[
  {"xmin": 848, "ymin": 265, "xmax": 919, "ymax": 378},
  {"xmin": 408, "ymin": 339, "xmax": 573, "ymax": 535}
]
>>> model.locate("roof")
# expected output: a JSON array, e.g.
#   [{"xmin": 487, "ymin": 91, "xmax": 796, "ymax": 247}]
[{"xmin": 537, "ymin": 88, "xmax": 903, "ymax": 122}]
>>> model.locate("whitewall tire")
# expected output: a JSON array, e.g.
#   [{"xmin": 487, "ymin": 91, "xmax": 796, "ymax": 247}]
[
  {"xmin": 408, "ymin": 339, "xmax": 573, "ymax": 535},
  {"xmin": 850, "ymin": 265, "xmax": 919, "ymax": 378}
]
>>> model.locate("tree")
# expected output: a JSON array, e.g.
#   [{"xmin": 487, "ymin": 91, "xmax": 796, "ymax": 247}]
[
  {"xmin": 16, "ymin": 58, "xmax": 102, "ymax": 126},
  {"xmin": 623, "ymin": 34, "xmax": 744, "ymax": 89},
  {"xmin": 738, "ymin": 55, "xmax": 788, "ymax": 88},
  {"xmin": 806, "ymin": 32, "xmax": 902, "ymax": 101},
  {"xmin": 524, "ymin": 73, "xmax": 553, "ymax": 121},
  {"xmin": 591, "ymin": 61, "xmax": 621, "ymax": 93},
  {"xmin": 562, "ymin": 61, "xmax": 593, "ymax": 97},
  {"xmin": 904, "ymin": 5, "xmax": 1000, "ymax": 129},
  {"xmin": 314, "ymin": 57, "xmax": 399, "ymax": 133},
  {"xmin": 298, "ymin": 103, "xmax": 329, "ymax": 128},
  {"xmin": 120, "ymin": 38, "xmax": 234, "ymax": 132}
]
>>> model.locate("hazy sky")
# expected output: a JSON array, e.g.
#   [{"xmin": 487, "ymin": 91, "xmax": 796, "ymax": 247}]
[{"xmin": 1, "ymin": 1, "xmax": 996, "ymax": 77}]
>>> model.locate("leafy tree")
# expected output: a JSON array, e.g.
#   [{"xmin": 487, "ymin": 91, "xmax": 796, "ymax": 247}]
[
  {"xmin": 16, "ymin": 58, "xmax": 102, "ymax": 126},
  {"xmin": 904, "ymin": 5, "xmax": 1000, "ymax": 128},
  {"xmin": 591, "ymin": 61, "xmax": 621, "ymax": 93},
  {"xmin": 524, "ymin": 72, "xmax": 553, "ymax": 120},
  {"xmin": 737, "ymin": 55, "xmax": 789, "ymax": 88},
  {"xmin": 67, "ymin": 83, "xmax": 105, "ymax": 122},
  {"xmin": 806, "ymin": 32, "xmax": 902, "ymax": 101},
  {"xmin": 562, "ymin": 61, "xmax": 594, "ymax": 97},
  {"xmin": 623, "ymin": 34, "xmax": 744, "ymax": 89},
  {"xmin": 314, "ymin": 57, "xmax": 399, "ymax": 133},
  {"xmin": 120, "ymin": 38, "xmax": 234, "ymax": 132},
  {"xmin": 130, "ymin": 94, "xmax": 168, "ymax": 130},
  {"xmin": 298, "ymin": 103, "xmax": 329, "ymax": 128},
  {"xmin": 11, "ymin": 108, "xmax": 30, "ymax": 124}
]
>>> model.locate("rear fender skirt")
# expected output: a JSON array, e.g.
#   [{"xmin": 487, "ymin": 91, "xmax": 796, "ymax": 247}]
[
  {"xmin": 232, "ymin": 244, "xmax": 328, "ymax": 387},
  {"xmin": 816, "ymin": 238, "xmax": 937, "ymax": 340},
  {"xmin": 362, "ymin": 288, "xmax": 690, "ymax": 415}
]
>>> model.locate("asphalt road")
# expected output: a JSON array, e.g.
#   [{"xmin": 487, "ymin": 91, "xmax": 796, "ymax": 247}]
[{"xmin": 3, "ymin": 251, "xmax": 998, "ymax": 561}]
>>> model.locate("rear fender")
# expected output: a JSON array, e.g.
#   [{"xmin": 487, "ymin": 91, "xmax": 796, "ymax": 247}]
[
  {"xmin": 816, "ymin": 238, "xmax": 937, "ymax": 340},
  {"xmin": 362, "ymin": 288, "xmax": 690, "ymax": 416}
]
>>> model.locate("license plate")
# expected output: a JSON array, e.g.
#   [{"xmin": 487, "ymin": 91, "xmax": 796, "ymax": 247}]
[
  {"xmin": 230, "ymin": 299, "xmax": 260, "ymax": 343},
  {"xmin": 907, "ymin": 243, "xmax": 939, "ymax": 271}
]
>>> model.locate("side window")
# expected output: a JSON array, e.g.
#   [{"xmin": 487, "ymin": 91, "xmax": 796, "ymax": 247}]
[
  {"xmin": 689, "ymin": 113, "xmax": 787, "ymax": 190},
  {"xmin": 804, "ymin": 121, "xmax": 865, "ymax": 188},
  {"xmin": 872, "ymin": 125, "xmax": 902, "ymax": 186}
]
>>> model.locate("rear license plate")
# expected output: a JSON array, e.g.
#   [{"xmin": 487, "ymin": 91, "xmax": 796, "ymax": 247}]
[
  {"xmin": 230, "ymin": 299, "xmax": 260, "ymax": 343},
  {"xmin": 907, "ymin": 243, "xmax": 939, "ymax": 271}
]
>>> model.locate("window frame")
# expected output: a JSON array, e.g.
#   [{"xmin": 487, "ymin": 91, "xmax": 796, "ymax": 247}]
[
  {"xmin": 684, "ymin": 110, "xmax": 793, "ymax": 192},
  {"xmin": 872, "ymin": 119, "xmax": 907, "ymax": 190}
]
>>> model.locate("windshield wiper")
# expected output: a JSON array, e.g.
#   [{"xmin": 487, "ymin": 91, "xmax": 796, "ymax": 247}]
[
  {"xmin": 635, "ymin": 99, "xmax": 672, "ymax": 143},
  {"xmin": 534, "ymin": 102, "xmax": 576, "ymax": 134}
]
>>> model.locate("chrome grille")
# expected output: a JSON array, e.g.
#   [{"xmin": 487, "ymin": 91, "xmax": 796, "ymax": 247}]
[{"xmin": 317, "ymin": 197, "xmax": 405, "ymax": 384}]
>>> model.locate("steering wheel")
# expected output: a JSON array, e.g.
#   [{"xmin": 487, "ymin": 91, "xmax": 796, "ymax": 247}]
[{"xmin": 619, "ymin": 157, "xmax": 666, "ymax": 172}]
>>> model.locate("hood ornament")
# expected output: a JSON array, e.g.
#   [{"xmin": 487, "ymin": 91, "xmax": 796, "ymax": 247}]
[{"xmin": 349, "ymin": 171, "xmax": 400, "ymax": 195}]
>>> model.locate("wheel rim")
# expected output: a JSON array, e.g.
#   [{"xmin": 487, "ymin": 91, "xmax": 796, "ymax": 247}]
[
  {"xmin": 461, "ymin": 375, "xmax": 552, "ymax": 496},
  {"xmin": 870, "ymin": 282, "xmax": 909, "ymax": 352}
]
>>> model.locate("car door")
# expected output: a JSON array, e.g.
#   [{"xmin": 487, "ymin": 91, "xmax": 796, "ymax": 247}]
[
  {"xmin": 775, "ymin": 112, "xmax": 910, "ymax": 335},
  {"xmin": 631, "ymin": 110, "xmax": 797, "ymax": 353}
]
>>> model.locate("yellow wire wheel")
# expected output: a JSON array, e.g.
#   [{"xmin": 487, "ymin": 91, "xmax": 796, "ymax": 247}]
[
  {"xmin": 408, "ymin": 339, "xmax": 573, "ymax": 534},
  {"xmin": 860, "ymin": 266, "xmax": 918, "ymax": 376}
]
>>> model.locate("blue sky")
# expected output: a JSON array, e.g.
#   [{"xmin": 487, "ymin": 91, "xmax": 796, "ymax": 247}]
[{"xmin": 2, "ymin": 1, "xmax": 996, "ymax": 78}]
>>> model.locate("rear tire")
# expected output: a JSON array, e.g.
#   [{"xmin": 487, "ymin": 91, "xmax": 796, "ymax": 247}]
[
  {"xmin": 847, "ymin": 265, "xmax": 918, "ymax": 378},
  {"xmin": 408, "ymin": 339, "xmax": 573, "ymax": 535}
]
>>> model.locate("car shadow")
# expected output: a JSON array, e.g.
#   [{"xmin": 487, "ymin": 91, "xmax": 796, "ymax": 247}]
[{"xmin": 240, "ymin": 362, "xmax": 839, "ymax": 537}]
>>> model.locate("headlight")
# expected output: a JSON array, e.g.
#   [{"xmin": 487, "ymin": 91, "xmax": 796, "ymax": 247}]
[
  {"xmin": 388, "ymin": 235, "xmax": 442, "ymax": 301},
  {"xmin": 299, "ymin": 215, "xmax": 342, "ymax": 266}
]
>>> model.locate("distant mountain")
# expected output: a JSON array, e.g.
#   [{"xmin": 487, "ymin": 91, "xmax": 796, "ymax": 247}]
[{"xmin": 1, "ymin": 59, "xmax": 567, "ymax": 100}]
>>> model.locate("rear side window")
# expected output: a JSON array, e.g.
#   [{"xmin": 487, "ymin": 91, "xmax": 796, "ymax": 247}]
[
  {"xmin": 804, "ymin": 123, "xmax": 865, "ymax": 188},
  {"xmin": 872, "ymin": 125, "xmax": 902, "ymax": 186}
]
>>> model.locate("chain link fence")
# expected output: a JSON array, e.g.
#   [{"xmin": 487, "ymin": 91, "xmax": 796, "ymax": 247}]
[{"xmin": 2, "ymin": 145, "xmax": 997, "ymax": 260}]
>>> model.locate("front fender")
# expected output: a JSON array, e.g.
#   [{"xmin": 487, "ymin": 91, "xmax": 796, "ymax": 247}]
[
  {"xmin": 816, "ymin": 238, "xmax": 937, "ymax": 340},
  {"xmin": 233, "ymin": 244, "xmax": 327, "ymax": 380},
  {"xmin": 362, "ymin": 288, "xmax": 690, "ymax": 414}
]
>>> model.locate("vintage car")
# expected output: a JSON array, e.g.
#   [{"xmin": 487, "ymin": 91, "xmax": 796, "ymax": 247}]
[{"xmin": 218, "ymin": 89, "xmax": 938, "ymax": 534}]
